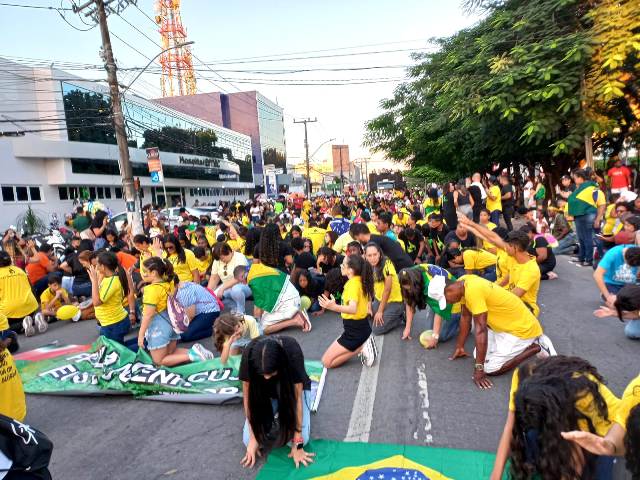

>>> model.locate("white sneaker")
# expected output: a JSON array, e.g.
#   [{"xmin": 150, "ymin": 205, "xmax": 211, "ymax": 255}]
[
  {"xmin": 190, "ymin": 343, "xmax": 214, "ymax": 361},
  {"xmin": 359, "ymin": 335, "xmax": 378, "ymax": 367},
  {"xmin": 22, "ymin": 316, "xmax": 35, "ymax": 337},
  {"xmin": 34, "ymin": 312, "xmax": 48, "ymax": 333}
]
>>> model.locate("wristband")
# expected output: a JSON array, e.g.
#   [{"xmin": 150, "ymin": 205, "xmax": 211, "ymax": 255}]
[{"xmin": 474, "ymin": 363, "xmax": 484, "ymax": 371}]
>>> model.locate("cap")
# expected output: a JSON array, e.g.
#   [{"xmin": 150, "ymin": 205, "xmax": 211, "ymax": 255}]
[{"xmin": 427, "ymin": 274, "xmax": 448, "ymax": 311}]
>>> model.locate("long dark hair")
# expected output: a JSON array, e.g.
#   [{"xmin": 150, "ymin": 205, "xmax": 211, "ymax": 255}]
[
  {"xmin": 364, "ymin": 242, "xmax": 387, "ymax": 283},
  {"xmin": 625, "ymin": 405, "xmax": 640, "ymax": 480},
  {"xmin": 244, "ymin": 336, "xmax": 299, "ymax": 447},
  {"xmin": 398, "ymin": 267, "xmax": 425, "ymax": 310},
  {"xmin": 345, "ymin": 254, "xmax": 374, "ymax": 301},
  {"xmin": 615, "ymin": 285, "xmax": 640, "ymax": 321},
  {"xmin": 163, "ymin": 234, "xmax": 186, "ymax": 263},
  {"xmin": 259, "ymin": 223, "xmax": 281, "ymax": 268},
  {"xmin": 244, "ymin": 227, "xmax": 262, "ymax": 258},
  {"xmin": 143, "ymin": 256, "xmax": 176, "ymax": 283},
  {"xmin": 509, "ymin": 356, "xmax": 609, "ymax": 480},
  {"xmin": 96, "ymin": 251, "xmax": 129, "ymax": 297}
]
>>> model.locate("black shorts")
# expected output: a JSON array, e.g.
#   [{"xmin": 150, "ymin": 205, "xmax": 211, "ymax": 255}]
[{"xmin": 337, "ymin": 318, "xmax": 372, "ymax": 352}]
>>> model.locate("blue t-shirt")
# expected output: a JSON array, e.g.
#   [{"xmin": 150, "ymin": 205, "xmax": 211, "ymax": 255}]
[
  {"xmin": 176, "ymin": 282, "xmax": 220, "ymax": 315},
  {"xmin": 329, "ymin": 217, "xmax": 351, "ymax": 236},
  {"xmin": 599, "ymin": 245, "xmax": 639, "ymax": 286}
]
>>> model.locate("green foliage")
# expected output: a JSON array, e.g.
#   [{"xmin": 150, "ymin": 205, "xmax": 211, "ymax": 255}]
[
  {"xmin": 405, "ymin": 165, "xmax": 452, "ymax": 185},
  {"xmin": 365, "ymin": 0, "xmax": 640, "ymax": 178},
  {"xmin": 63, "ymin": 89, "xmax": 116, "ymax": 145},
  {"xmin": 16, "ymin": 205, "xmax": 47, "ymax": 236}
]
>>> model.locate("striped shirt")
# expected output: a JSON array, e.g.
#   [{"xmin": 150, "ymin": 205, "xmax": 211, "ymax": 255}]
[{"xmin": 176, "ymin": 282, "xmax": 219, "ymax": 315}]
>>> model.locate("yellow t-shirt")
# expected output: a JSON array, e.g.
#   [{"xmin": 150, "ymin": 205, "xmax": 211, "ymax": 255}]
[
  {"xmin": 0, "ymin": 349, "xmax": 26, "ymax": 421},
  {"xmin": 463, "ymin": 249, "xmax": 497, "ymax": 271},
  {"xmin": 486, "ymin": 185, "xmax": 502, "ymax": 212},
  {"xmin": 602, "ymin": 204, "xmax": 617, "ymax": 236},
  {"xmin": 241, "ymin": 314, "xmax": 261, "ymax": 341},
  {"xmin": 495, "ymin": 248, "xmax": 513, "ymax": 286},
  {"xmin": 366, "ymin": 221, "xmax": 380, "ymax": 235},
  {"xmin": 333, "ymin": 232, "xmax": 354, "ymax": 255},
  {"xmin": 142, "ymin": 281, "xmax": 173, "ymax": 315},
  {"xmin": 228, "ymin": 237, "xmax": 246, "ymax": 254},
  {"xmin": 302, "ymin": 226, "xmax": 327, "ymax": 255},
  {"xmin": 138, "ymin": 249, "xmax": 153, "ymax": 278},
  {"xmin": 373, "ymin": 259, "xmax": 403, "ymax": 303},
  {"xmin": 460, "ymin": 275, "xmax": 543, "ymax": 339},
  {"xmin": 95, "ymin": 276, "xmax": 127, "ymax": 326},
  {"xmin": 392, "ymin": 213, "xmax": 408, "ymax": 227},
  {"xmin": 507, "ymin": 256, "xmax": 541, "ymax": 317},
  {"xmin": 616, "ymin": 374, "xmax": 640, "ymax": 430},
  {"xmin": 481, "ymin": 222, "xmax": 498, "ymax": 251},
  {"xmin": 0, "ymin": 312, "xmax": 7, "ymax": 331},
  {"xmin": 509, "ymin": 369, "xmax": 620, "ymax": 436},
  {"xmin": 168, "ymin": 249, "xmax": 199, "ymax": 282},
  {"xmin": 40, "ymin": 287, "xmax": 69, "ymax": 311},
  {"xmin": 0, "ymin": 265, "xmax": 39, "ymax": 319},
  {"xmin": 342, "ymin": 276, "xmax": 369, "ymax": 320},
  {"xmin": 194, "ymin": 255, "xmax": 212, "ymax": 275}
]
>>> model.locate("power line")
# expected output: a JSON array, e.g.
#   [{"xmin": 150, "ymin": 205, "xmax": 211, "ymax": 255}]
[{"xmin": 0, "ymin": 1, "xmax": 71, "ymax": 10}]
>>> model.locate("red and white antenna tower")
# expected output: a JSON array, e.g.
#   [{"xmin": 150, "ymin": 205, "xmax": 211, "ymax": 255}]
[{"xmin": 155, "ymin": 0, "xmax": 197, "ymax": 97}]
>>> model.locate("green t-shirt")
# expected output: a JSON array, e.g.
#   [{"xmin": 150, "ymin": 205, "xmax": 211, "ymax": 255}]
[
  {"xmin": 72, "ymin": 215, "xmax": 90, "ymax": 231},
  {"xmin": 274, "ymin": 202, "xmax": 284, "ymax": 214}
]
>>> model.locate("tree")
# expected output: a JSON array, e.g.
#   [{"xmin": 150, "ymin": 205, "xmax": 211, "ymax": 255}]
[{"xmin": 365, "ymin": 0, "xmax": 640, "ymax": 179}]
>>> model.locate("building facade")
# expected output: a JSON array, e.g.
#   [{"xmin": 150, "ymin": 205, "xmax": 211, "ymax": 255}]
[
  {"xmin": 0, "ymin": 58, "xmax": 253, "ymax": 230},
  {"xmin": 154, "ymin": 91, "xmax": 286, "ymax": 192}
]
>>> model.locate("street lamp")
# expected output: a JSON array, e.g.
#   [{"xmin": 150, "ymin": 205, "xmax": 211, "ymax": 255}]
[
  {"xmin": 121, "ymin": 41, "xmax": 195, "ymax": 94},
  {"xmin": 304, "ymin": 137, "xmax": 335, "ymax": 196}
]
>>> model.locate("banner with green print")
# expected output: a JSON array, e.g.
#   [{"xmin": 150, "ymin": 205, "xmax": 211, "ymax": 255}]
[{"xmin": 15, "ymin": 337, "xmax": 326, "ymax": 407}]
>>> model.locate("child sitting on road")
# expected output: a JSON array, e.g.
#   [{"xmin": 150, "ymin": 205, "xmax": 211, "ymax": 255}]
[
  {"xmin": 213, "ymin": 312, "xmax": 262, "ymax": 364},
  {"xmin": 39, "ymin": 274, "xmax": 70, "ymax": 321}
]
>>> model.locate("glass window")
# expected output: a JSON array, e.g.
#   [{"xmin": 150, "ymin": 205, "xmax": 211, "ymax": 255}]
[
  {"xmin": 104, "ymin": 187, "xmax": 111, "ymax": 199},
  {"xmin": 89, "ymin": 187, "xmax": 96, "ymax": 199},
  {"xmin": 58, "ymin": 187, "xmax": 68, "ymax": 200},
  {"xmin": 97, "ymin": 187, "xmax": 104, "ymax": 199},
  {"xmin": 115, "ymin": 187, "xmax": 123, "ymax": 199},
  {"xmin": 16, "ymin": 187, "xmax": 28, "ymax": 202},
  {"xmin": 1, "ymin": 186, "xmax": 14, "ymax": 202},
  {"xmin": 29, "ymin": 187, "xmax": 41, "ymax": 201},
  {"xmin": 69, "ymin": 186, "xmax": 78, "ymax": 199}
]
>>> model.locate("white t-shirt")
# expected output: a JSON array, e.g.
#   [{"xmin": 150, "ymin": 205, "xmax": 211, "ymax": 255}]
[
  {"xmin": 471, "ymin": 181, "xmax": 487, "ymax": 200},
  {"xmin": 211, "ymin": 251, "xmax": 248, "ymax": 283}
]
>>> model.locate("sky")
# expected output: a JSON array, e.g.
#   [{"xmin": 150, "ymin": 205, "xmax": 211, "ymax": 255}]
[{"xmin": 0, "ymin": 0, "xmax": 482, "ymax": 172}]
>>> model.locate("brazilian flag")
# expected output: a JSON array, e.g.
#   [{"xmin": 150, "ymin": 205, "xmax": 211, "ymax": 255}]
[{"xmin": 257, "ymin": 439, "xmax": 497, "ymax": 479}]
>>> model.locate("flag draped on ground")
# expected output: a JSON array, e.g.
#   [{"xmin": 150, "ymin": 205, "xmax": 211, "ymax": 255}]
[
  {"xmin": 15, "ymin": 337, "xmax": 326, "ymax": 406},
  {"xmin": 256, "ymin": 439, "xmax": 498, "ymax": 480}
]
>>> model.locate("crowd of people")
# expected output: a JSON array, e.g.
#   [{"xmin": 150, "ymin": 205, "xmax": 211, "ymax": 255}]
[{"xmin": 1, "ymin": 157, "xmax": 639, "ymax": 478}]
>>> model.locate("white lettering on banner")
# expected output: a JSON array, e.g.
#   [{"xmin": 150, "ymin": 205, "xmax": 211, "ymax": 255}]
[
  {"xmin": 187, "ymin": 368, "xmax": 235, "ymax": 383},
  {"xmin": 39, "ymin": 364, "xmax": 77, "ymax": 380}
]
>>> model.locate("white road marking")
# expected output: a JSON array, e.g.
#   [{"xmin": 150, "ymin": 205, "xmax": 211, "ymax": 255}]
[
  {"xmin": 415, "ymin": 362, "xmax": 433, "ymax": 444},
  {"xmin": 344, "ymin": 335, "xmax": 384, "ymax": 442}
]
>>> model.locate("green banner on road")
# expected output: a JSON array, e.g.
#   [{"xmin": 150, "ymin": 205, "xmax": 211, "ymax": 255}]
[
  {"xmin": 16, "ymin": 337, "xmax": 326, "ymax": 406},
  {"xmin": 257, "ymin": 439, "xmax": 498, "ymax": 480}
]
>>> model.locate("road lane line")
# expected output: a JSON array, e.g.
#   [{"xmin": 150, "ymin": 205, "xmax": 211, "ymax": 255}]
[
  {"xmin": 344, "ymin": 335, "xmax": 384, "ymax": 442},
  {"xmin": 415, "ymin": 362, "xmax": 434, "ymax": 444}
]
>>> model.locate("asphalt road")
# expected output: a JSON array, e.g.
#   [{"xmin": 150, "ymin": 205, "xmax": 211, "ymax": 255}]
[{"xmin": 19, "ymin": 258, "xmax": 639, "ymax": 480}]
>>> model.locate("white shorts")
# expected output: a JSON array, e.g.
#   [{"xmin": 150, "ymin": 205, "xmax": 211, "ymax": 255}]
[
  {"xmin": 476, "ymin": 330, "xmax": 556, "ymax": 374},
  {"xmin": 260, "ymin": 280, "xmax": 301, "ymax": 327},
  {"xmin": 611, "ymin": 187, "xmax": 629, "ymax": 194}
]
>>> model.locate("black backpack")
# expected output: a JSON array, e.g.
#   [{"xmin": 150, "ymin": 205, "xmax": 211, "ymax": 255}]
[{"xmin": 0, "ymin": 415, "xmax": 52, "ymax": 480}]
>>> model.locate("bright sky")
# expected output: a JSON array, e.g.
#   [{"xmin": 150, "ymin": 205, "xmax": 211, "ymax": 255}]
[{"xmin": 0, "ymin": 0, "xmax": 482, "ymax": 172}]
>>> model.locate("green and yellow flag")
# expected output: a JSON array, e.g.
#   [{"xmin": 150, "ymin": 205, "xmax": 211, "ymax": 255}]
[{"xmin": 247, "ymin": 262, "xmax": 290, "ymax": 313}]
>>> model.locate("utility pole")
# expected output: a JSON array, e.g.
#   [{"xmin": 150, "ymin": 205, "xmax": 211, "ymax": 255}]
[
  {"xmin": 293, "ymin": 117, "xmax": 317, "ymax": 197},
  {"xmin": 72, "ymin": 0, "xmax": 142, "ymax": 235}
]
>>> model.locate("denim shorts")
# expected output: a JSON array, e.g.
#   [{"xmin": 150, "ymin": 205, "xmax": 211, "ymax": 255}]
[{"xmin": 145, "ymin": 312, "xmax": 180, "ymax": 350}]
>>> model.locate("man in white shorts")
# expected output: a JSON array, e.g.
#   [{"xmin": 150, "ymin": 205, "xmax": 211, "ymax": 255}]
[{"xmin": 442, "ymin": 274, "xmax": 555, "ymax": 390}]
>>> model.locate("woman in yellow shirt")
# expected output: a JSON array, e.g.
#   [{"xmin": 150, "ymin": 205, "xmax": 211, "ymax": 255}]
[
  {"xmin": 562, "ymin": 372, "xmax": 640, "ymax": 479},
  {"xmin": 491, "ymin": 356, "xmax": 620, "ymax": 480},
  {"xmin": 0, "ymin": 342, "xmax": 26, "ymax": 421},
  {"xmin": 88, "ymin": 251, "xmax": 136, "ymax": 345},
  {"xmin": 139, "ymin": 257, "xmax": 213, "ymax": 366},
  {"xmin": 0, "ymin": 251, "xmax": 42, "ymax": 338},
  {"xmin": 318, "ymin": 255, "xmax": 377, "ymax": 369},
  {"xmin": 364, "ymin": 243, "xmax": 404, "ymax": 335},
  {"xmin": 153, "ymin": 235, "xmax": 200, "ymax": 284}
]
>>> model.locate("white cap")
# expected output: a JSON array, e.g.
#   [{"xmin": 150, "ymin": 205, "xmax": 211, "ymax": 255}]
[{"xmin": 427, "ymin": 274, "xmax": 448, "ymax": 311}]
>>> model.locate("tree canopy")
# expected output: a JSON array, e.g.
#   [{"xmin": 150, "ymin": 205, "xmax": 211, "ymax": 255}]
[{"xmin": 365, "ymin": 0, "xmax": 640, "ymax": 180}]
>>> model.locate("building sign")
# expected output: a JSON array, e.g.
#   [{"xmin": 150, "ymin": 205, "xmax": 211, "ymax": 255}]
[
  {"xmin": 179, "ymin": 156, "xmax": 221, "ymax": 168},
  {"xmin": 146, "ymin": 147, "xmax": 162, "ymax": 173}
]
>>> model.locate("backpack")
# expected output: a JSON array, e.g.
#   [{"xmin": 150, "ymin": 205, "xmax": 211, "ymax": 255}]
[
  {"xmin": 0, "ymin": 415, "xmax": 53, "ymax": 479},
  {"xmin": 166, "ymin": 290, "xmax": 191, "ymax": 334}
]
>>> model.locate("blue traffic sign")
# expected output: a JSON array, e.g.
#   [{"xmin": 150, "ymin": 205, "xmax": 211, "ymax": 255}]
[{"xmin": 150, "ymin": 171, "xmax": 160, "ymax": 183}]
